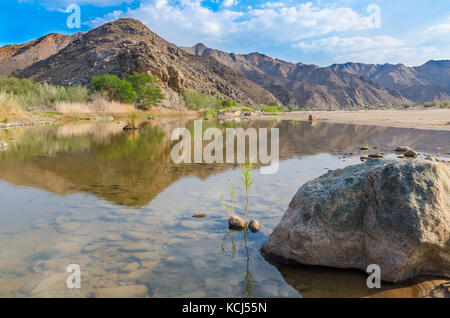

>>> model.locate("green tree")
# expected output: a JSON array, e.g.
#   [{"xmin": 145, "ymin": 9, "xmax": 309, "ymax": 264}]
[
  {"xmin": 91, "ymin": 74, "xmax": 136, "ymax": 104},
  {"xmin": 127, "ymin": 72, "xmax": 164, "ymax": 110}
]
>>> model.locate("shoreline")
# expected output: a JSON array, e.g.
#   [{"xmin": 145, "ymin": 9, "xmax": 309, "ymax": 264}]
[
  {"xmin": 3, "ymin": 108, "xmax": 450, "ymax": 132},
  {"xmin": 260, "ymin": 108, "xmax": 450, "ymax": 131}
]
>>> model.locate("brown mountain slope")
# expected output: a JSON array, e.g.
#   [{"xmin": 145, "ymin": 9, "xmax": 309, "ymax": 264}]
[
  {"xmin": 18, "ymin": 19, "xmax": 279, "ymax": 109},
  {"xmin": 0, "ymin": 33, "xmax": 81, "ymax": 76},
  {"xmin": 183, "ymin": 43, "xmax": 409, "ymax": 109},
  {"xmin": 329, "ymin": 61, "xmax": 450, "ymax": 103}
]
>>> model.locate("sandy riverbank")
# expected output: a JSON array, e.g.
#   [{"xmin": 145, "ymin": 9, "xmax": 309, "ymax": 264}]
[{"xmin": 262, "ymin": 108, "xmax": 450, "ymax": 131}]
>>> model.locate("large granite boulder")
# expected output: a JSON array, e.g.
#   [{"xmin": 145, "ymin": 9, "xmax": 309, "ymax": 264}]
[{"xmin": 262, "ymin": 159, "xmax": 450, "ymax": 282}]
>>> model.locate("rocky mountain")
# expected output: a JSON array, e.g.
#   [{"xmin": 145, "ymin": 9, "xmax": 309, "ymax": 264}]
[
  {"xmin": 17, "ymin": 19, "xmax": 278, "ymax": 109},
  {"xmin": 329, "ymin": 60, "xmax": 450, "ymax": 103},
  {"xmin": 183, "ymin": 43, "xmax": 409, "ymax": 109},
  {"xmin": 0, "ymin": 33, "xmax": 81, "ymax": 76},
  {"xmin": 3, "ymin": 18, "xmax": 448, "ymax": 109}
]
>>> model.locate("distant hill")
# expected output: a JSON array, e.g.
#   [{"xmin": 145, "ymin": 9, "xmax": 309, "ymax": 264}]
[
  {"xmin": 0, "ymin": 33, "xmax": 81, "ymax": 76},
  {"xmin": 17, "ymin": 19, "xmax": 279, "ymax": 109},
  {"xmin": 183, "ymin": 43, "xmax": 409, "ymax": 109},
  {"xmin": 329, "ymin": 60, "xmax": 450, "ymax": 103}
]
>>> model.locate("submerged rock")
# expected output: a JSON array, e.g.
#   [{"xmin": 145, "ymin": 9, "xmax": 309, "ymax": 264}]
[
  {"xmin": 228, "ymin": 215, "xmax": 247, "ymax": 230},
  {"xmin": 248, "ymin": 220, "xmax": 261, "ymax": 233},
  {"xmin": 261, "ymin": 159, "xmax": 450, "ymax": 282},
  {"xmin": 192, "ymin": 213, "xmax": 207, "ymax": 218}
]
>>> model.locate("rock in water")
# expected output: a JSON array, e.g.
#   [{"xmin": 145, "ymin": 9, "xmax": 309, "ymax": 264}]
[
  {"xmin": 261, "ymin": 159, "xmax": 450, "ymax": 282},
  {"xmin": 394, "ymin": 146, "xmax": 411, "ymax": 152},
  {"xmin": 228, "ymin": 215, "xmax": 248, "ymax": 230},
  {"xmin": 192, "ymin": 213, "xmax": 207, "ymax": 218},
  {"xmin": 248, "ymin": 220, "xmax": 261, "ymax": 233},
  {"xmin": 404, "ymin": 149, "xmax": 419, "ymax": 158}
]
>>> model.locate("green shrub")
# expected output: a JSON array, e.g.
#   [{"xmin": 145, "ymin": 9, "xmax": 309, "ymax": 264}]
[
  {"xmin": 183, "ymin": 89, "xmax": 219, "ymax": 110},
  {"xmin": 261, "ymin": 105, "xmax": 284, "ymax": 113},
  {"xmin": 91, "ymin": 74, "xmax": 136, "ymax": 104},
  {"xmin": 240, "ymin": 106, "xmax": 254, "ymax": 112},
  {"xmin": 439, "ymin": 101, "xmax": 450, "ymax": 108},
  {"xmin": 221, "ymin": 98, "xmax": 239, "ymax": 108},
  {"xmin": 127, "ymin": 72, "xmax": 163, "ymax": 109},
  {"xmin": 423, "ymin": 101, "xmax": 438, "ymax": 108}
]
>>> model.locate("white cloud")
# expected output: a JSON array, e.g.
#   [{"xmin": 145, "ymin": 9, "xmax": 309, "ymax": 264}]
[
  {"xmin": 222, "ymin": 0, "xmax": 237, "ymax": 8},
  {"xmin": 334, "ymin": 46, "xmax": 445, "ymax": 66},
  {"xmin": 296, "ymin": 36, "xmax": 404, "ymax": 52},
  {"xmin": 87, "ymin": 0, "xmax": 377, "ymax": 46},
  {"xmin": 423, "ymin": 23, "xmax": 450, "ymax": 36},
  {"xmin": 82, "ymin": 1, "xmax": 449, "ymax": 65},
  {"xmin": 420, "ymin": 21, "xmax": 450, "ymax": 46}
]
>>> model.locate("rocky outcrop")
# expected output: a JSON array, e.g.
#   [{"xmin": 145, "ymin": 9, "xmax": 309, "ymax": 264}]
[{"xmin": 262, "ymin": 159, "xmax": 450, "ymax": 282}]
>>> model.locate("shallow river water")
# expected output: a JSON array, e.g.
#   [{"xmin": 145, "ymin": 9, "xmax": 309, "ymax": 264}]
[{"xmin": 0, "ymin": 119, "xmax": 449, "ymax": 297}]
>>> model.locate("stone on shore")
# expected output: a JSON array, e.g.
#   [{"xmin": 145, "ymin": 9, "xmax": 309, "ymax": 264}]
[{"xmin": 261, "ymin": 159, "xmax": 450, "ymax": 282}]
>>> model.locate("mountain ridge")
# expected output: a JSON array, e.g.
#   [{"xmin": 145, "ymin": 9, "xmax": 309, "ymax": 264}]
[
  {"xmin": 0, "ymin": 32, "xmax": 82, "ymax": 76},
  {"xmin": 183, "ymin": 43, "xmax": 410, "ymax": 109},
  {"xmin": 1, "ymin": 18, "xmax": 449, "ymax": 109},
  {"xmin": 329, "ymin": 60, "xmax": 450, "ymax": 103},
  {"xmin": 16, "ymin": 19, "xmax": 279, "ymax": 109}
]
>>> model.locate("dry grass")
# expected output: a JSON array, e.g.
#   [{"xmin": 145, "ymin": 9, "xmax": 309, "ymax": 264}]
[
  {"xmin": 55, "ymin": 94, "xmax": 135, "ymax": 114},
  {"xmin": 0, "ymin": 92, "xmax": 27, "ymax": 120}
]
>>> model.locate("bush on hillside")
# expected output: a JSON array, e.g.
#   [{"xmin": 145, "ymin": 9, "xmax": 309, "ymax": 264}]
[
  {"xmin": 127, "ymin": 72, "xmax": 164, "ymax": 109},
  {"xmin": 91, "ymin": 74, "xmax": 136, "ymax": 104}
]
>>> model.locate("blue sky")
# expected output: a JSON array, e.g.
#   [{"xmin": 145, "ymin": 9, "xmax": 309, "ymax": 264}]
[{"xmin": 1, "ymin": 0, "xmax": 449, "ymax": 66}]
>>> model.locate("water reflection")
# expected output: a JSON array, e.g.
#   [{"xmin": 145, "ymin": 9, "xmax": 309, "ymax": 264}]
[
  {"xmin": 0, "ymin": 119, "xmax": 449, "ymax": 297},
  {"xmin": 269, "ymin": 259, "xmax": 450, "ymax": 298},
  {"xmin": 0, "ymin": 119, "xmax": 448, "ymax": 208},
  {"xmin": 241, "ymin": 230, "xmax": 254, "ymax": 298}
]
